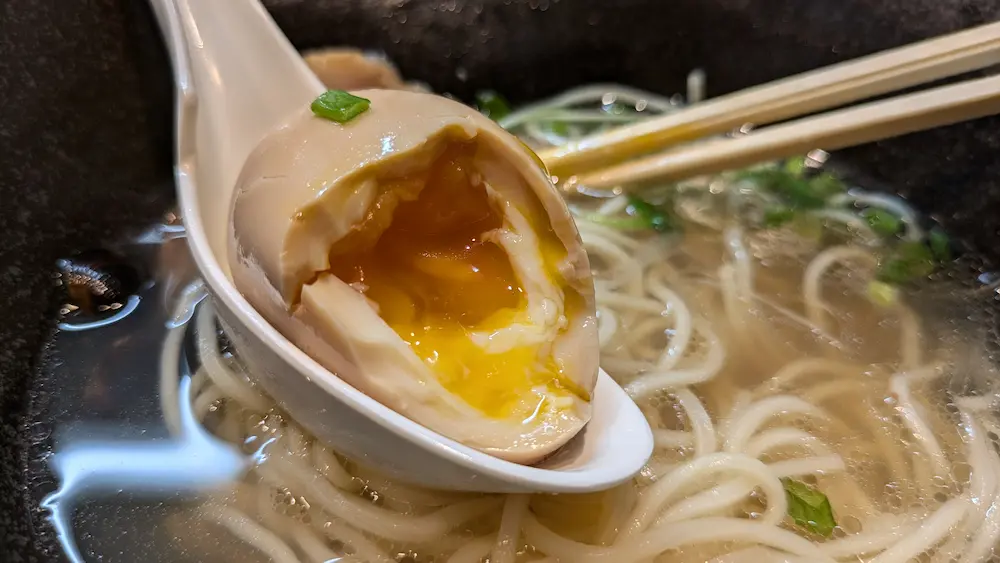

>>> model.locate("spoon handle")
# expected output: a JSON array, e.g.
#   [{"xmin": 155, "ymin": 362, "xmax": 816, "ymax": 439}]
[
  {"xmin": 148, "ymin": 0, "xmax": 324, "ymax": 256},
  {"xmin": 150, "ymin": 0, "xmax": 323, "ymax": 128}
]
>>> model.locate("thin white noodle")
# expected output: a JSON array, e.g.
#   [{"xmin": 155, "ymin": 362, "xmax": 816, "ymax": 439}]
[
  {"xmin": 319, "ymin": 519, "xmax": 396, "ymax": 563},
  {"xmin": 258, "ymin": 454, "xmax": 498, "ymax": 544},
  {"xmin": 195, "ymin": 303, "xmax": 270, "ymax": 412},
  {"xmin": 962, "ymin": 411, "xmax": 997, "ymax": 519},
  {"xmin": 724, "ymin": 226, "xmax": 754, "ymax": 298},
  {"xmin": 820, "ymin": 515, "xmax": 919, "ymax": 557},
  {"xmin": 524, "ymin": 119, "xmax": 575, "ymax": 146},
  {"xmin": 868, "ymin": 497, "xmax": 969, "ymax": 563},
  {"xmin": 709, "ymin": 546, "xmax": 809, "ymax": 563},
  {"xmin": 290, "ymin": 524, "xmax": 341, "ymax": 563},
  {"xmin": 526, "ymin": 514, "xmax": 838, "ymax": 563},
  {"xmin": 810, "ymin": 208, "xmax": 881, "ymax": 244},
  {"xmin": 190, "ymin": 368, "xmax": 209, "ymax": 396},
  {"xmin": 254, "ymin": 503, "xmax": 347, "ymax": 563},
  {"xmin": 193, "ymin": 386, "xmax": 226, "ymax": 419},
  {"xmin": 767, "ymin": 455, "xmax": 846, "ymax": 478},
  {"xmin": 746, "ymin": 427, "xmax": 833, "ymax": 458},
  {"xmin": 576, "ymin": 220, "xmax": 646, "ymax": 251},
  {"xmin": 595, "ymin": 291, "xmax": 668, "ymax": 313},
  {"xmin": 597, "ymin": 195, "xmax": 630, "ymax": 216},
  {"xmin": 652, "ymin": 429, "xmax": 693, "ymax": 448},
  {"xmin": 804, "ymin": 379, "xmax": 872, "ymax": 403},
  {"xmin": 829, "ymin": 191, "xmax": 924, "ymax": 242},
  {"xmin": 445, "ymin": 537, "xmax": 494, "ymax": 563},
  {"xmin": 644, "ymin": 271, "xmax": 694, "ymax": 370},
  {"xmin": 676, "ymin": 387, "xmax": 717, "ymax": 457},
  {"xmin": 581, "ymin": 234, "xmax": 644, "ymax": 294},
  {"xmin": 963, "ymin": 478, "xmax": 1000, "ymax": 563},
  {"xmin": 751, "ymin": 293, "xmax": 845, "ymax": 348},
  {"xmin": 802, "ymin": 245, "xmax": 877, "ymax": 329},
  {"xmin": 957, "ymin": 410, "xmax": 1000, "ymax": 563},
  {"xmin": 717, "ymin": 391, "xmax": 753, "ymax": 449},
  {"xmin": 311, "ymin": 442, "xmax": 359, "ymax": 492},
  {"xmin": 596, "ymin": 305, "xmax": 619, "ymax": 346},
  {"xmin": 896, "ymin": 304, "xmax": 924, "ymax": 371},
  {"xmin": 956, "ymin": 396, "xmax": 996, "ymax": 412},
  {"xmin": 624, "ymin": 319, "xmax": 725, "ymax": 398},
  {"xmin": 350, "ymin": 465, "xmax": 467, "ymax": 510},
  {"xmin": 725, "ymin": 396, "xmax": 829, "ymax": 453},
  {"xmin": 159, "ymin": 321, "xmax": 186, "ymax": 437},
  {"xmin": 283, "ymin": 423, "xmax": 306, "ymax": 456},
  {"xmin": 889, "ymin": 368, "xmax": 951, "ymax": 479},
  {"xmin": 499, "ymin": 84, "xmax": 677, "ymax": 130},
  {"xmin": 491, "ymin": 494, "xmax": 529, "ymax": 563},
  {"xmin": 719, "ymin": 263, "xmax": 752, "ymax": 338},
  {"xmin": 201, "ymin": 504, "xmax": 302, "ymax": 563},
  {"xmin": 601, "ymin": 356, "xmax": 660, "ymax": 375},
  {"xmin": 654, "ymin": 477, "xmax": 758, "ymax": 524},
  {"xmin": 621, "ymin": 453, "xmax": 787, "ymax": 538},
  {"xmin": 629, "ymin": 316, "xmax": 681, "ymax": 361},
  {"xmin": 757, "ymin": 358, "xmax": 864, "ymax": 396}
]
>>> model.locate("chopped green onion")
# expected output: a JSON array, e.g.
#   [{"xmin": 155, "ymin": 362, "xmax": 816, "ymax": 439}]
[
  {"xmin": 626, "ymin": 195, "xmax": 675, "ymax": 233},
  {"xmin": 474, "ymin": 90, "xmax": 512, "ymax": 121},
  {"xmin": 763, "ymin": 207, "xmax": 796, "ymax": 228},
  {"xmin": 862, "ymin": 208, "xmax": 903, "ymax": 238},
  {"xmin": 809, "ymin": 172, "xmax": 847, "ymax": 199},
  {"xmin": 876, "ymin": 241, "xmax": 936, "ymax": 284},
  {"xmin": 782, "ymin": 478, "xmax": 837, "ymax": 537},
  {"xmin": 793, "ymin": 215, "xmax": 824, "ymax": 242},
  {"xmin": 311, "ymin": 90, "xmax": 371, "ymax": 123},
  {"xmin": 581, "ymin": 214, "xmax": 656, "ymax": 231},
  {"xmin": 784, "ymin": 156, "xmax": 807, "ymax": 177},
  {"xmin": 929, "ymin": 228, "xmax": 952, "ymax": 262},
  {"xmin": 867, "ymin": 280, "xmax": 900, "ymax": 307},
  {"xmin": 740, "ymin": 169, "xmax": 827, "ymax": 210},
  {"xmin": 577, "ymin": 194, "xmax": 677, "ymax": 233},
  {"xmin": 542, "ymin": 121, "xmax": 571, "ymax": 137}
]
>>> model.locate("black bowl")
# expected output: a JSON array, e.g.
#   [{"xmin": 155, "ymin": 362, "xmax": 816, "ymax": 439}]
[{"xmin": 2, "ymin": 0, "xmax": 999, "ymax": 559}]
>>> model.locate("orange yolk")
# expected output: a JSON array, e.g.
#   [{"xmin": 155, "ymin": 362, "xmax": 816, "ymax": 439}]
[{"xmin": 328, "ymin": 143, "xmax": 574, "ymax": 418}]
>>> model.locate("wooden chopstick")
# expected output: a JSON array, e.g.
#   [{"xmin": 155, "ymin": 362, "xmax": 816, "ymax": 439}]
[
  {"xmin": 537, "ymin": 21, "xmax": 1000, "ymax": 176},
  {"xmin": 571, "ymin": 73, "xmax": 1000, "ymax": 189}
]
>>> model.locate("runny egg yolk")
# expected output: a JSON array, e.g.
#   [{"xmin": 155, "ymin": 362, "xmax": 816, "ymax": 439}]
[{"xmin": 327, "ymin": 143, "xmax": 578, "ymax": 419}]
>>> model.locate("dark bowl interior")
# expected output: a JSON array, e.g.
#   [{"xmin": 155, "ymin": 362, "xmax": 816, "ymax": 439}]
[{"xmin": 2, "ymin": 0, "xmax": 999, "ymax": 559}]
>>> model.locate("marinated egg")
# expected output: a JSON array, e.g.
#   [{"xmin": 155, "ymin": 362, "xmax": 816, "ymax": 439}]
[{"xmin": 228, "ymin": 89, "xmax": 599, "ymax": 463}]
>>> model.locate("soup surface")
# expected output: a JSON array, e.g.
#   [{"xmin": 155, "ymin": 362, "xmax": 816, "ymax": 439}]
[{"xmin": 32, "ymin": 76, "xmax": 1000, "ymax": 563}]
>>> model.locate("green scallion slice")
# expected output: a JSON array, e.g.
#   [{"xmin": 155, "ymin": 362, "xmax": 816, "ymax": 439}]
[{"xmin": 311, "ymin": 90, "xmax": 371, "ymax": 124}]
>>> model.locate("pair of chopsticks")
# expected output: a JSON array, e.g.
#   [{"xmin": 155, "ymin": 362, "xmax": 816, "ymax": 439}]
[{"xmin": 537, "ymin": 22, "xmax": 1000, "ymax": 190}]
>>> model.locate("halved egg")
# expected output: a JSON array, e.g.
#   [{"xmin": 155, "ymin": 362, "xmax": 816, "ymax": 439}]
[{"xmin": 228, "ymin": 89, "xmax": 599, "ymax": 463}]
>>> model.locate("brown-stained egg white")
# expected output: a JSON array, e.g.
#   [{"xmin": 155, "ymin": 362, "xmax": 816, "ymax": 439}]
[{"xmin": 227, "ymin": 89, "xmax": 600, "ymax": 463}]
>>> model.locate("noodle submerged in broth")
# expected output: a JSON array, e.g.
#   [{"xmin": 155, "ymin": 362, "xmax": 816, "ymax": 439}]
[{"xmin": 162, "ymin": 80, "xmax": 1000, "ymax": 563}]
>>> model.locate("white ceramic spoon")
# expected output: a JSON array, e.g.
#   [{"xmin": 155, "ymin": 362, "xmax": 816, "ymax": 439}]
[{"xmin": 149, "ymin": 0, "xmax": 653, "ymax": 493}]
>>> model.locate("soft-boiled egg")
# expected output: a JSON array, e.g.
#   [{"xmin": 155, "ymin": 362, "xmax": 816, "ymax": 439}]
[{"xmin": 228, "ymin": 89, "xmax": 599, "ymax": 464}]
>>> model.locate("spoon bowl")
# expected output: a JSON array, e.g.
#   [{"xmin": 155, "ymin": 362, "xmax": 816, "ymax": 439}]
[{"xmin": 150, "ymin": 0, "xmax": 653, "ymax": 493}]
